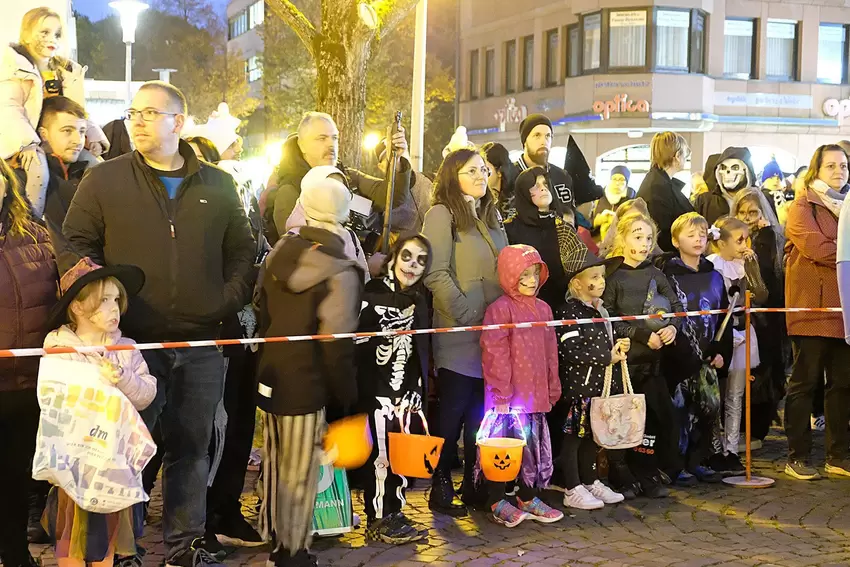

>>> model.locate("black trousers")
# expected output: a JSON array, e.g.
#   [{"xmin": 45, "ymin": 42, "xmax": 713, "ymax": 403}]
[
  {"xmin": 560, "ymin": 433, "xmax": 599, "ymax": 489},
  {"xmin": 0, "ymin": 389, "xmax": 40, "ymax": 565},
  {"xmin": 627, "ymin": 363, "xmax": 682, "ymax": 478},
  {"xmin": 208, "ymin": 348, "xmax": 259, "ymax": 523},
  {"xmin": 785, "ymin": 337, "xmax": 850, "ymax": 462},
  {"xmin": 433, "ymin": 369, "xmax": 484, "ymax": 493}
]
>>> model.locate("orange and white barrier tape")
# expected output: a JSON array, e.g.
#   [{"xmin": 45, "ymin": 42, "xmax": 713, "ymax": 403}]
[{"xmin": 0, "ymin": 306, "xmax": 841, "ymax": 359}]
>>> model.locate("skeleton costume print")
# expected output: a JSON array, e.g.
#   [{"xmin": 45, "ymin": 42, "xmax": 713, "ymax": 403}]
[{"xmin": 354, "ymin": 234, "xmax": 432, "ymax": 527}]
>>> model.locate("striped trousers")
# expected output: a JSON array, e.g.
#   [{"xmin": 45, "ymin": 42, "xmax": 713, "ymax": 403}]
[{"xmin": 259, "ymin": 409, "xmax": 326, "ymax": 555}]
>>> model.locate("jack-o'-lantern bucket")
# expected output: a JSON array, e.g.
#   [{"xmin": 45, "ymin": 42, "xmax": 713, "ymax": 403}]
[
  {"xmin": 476, "ymin": 410, "xmax": 526, "ymax": 482},
  {"xmin": 389, "ymin": 411, "xmax": 444, "ymax": 479},
  {"xmin": 324, "ymin": 414, "xmax": 373, "ymax": 470}
]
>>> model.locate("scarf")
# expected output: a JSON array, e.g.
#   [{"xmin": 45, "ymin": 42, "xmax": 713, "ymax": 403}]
[{"xmin": 810, "ymin": 179, "xmax": 846, "ymax": 218}]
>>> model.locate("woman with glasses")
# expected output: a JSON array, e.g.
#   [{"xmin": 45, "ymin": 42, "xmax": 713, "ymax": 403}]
[
  {"xmin": 422, "ymin": 148, "xmax": 508, "ymax": 517},
  {"xmin": 0, "ymin": 7, "xmax": 109, "ymax": 219}
]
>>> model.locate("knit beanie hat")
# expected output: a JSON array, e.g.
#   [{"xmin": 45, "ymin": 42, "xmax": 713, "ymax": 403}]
[
  {"xmin": 760, "ymin": 159, "xmax": 784, "ymax": 184},
  {"xmin": 610, "ymin": 165, "xmax": 631, "ymax": 183},
  {"xmin": 519, "ymin": 114, "xmax": 553, "ymax": 147},
  {"xmin": 300, "ymin": 166, "xmax": 351, "ymax": 224}
]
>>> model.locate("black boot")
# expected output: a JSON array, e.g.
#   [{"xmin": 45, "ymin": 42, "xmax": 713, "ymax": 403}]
[
  {"xmin": 428, "ymin": 472, "xmax": 467, "ymax": 517},
  {"xmin": 27, "ymin": 492, "xmax": 49, "ymax": 544}
]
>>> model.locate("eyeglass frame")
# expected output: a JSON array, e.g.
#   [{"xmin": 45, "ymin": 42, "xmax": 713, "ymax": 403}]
[
  {"xmin": 124, "ymin": 108, "xmax": 181, "ymax": 122},
  {"xmin": 458, "ymin": 166, "xmax": 491, "ymax": 180}
]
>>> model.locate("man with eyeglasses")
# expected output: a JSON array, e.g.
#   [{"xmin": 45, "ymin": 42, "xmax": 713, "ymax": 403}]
[
  {"xmin": 513, "ymin": 114, "xmax": 602, "ymax": 210},
  {"xmin": 63, "ymin": 81, "xmax": 256, "ymax": 567}
]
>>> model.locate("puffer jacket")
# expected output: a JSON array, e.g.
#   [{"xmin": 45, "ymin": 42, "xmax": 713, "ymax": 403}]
[
  {"xmin": 43, "ymin": 326, "xmax": 156, "ymax": 410},
  {"xmin": 481, "ymin": 245, "xmax": 560, "ymax": 413},
  {"xmin": 422, "ymin": 203, "xmax": 508, "ymax": 379},
  {"xmin": 0, "ymin": 198, "xmax": 58, "ymax": 392},
  {"xmin": 0, "ymin": 44, "xmax": 107, "ymax": 160},
  {"xmin": 785, "ymin": 188, "xmax": 843, "ymax": 339}
]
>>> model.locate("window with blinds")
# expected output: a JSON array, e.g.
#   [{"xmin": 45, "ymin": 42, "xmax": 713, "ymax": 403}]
[
  {"xmin": 567, "ymin": 25, "xmax": 580, "ymax": 77},
  {"xmin": 724, "ymin": 18, "xmax": 755, "ymax": 79},
  {"xmin": 818, "ymin": 24, "xmax": 847, "ymax": 84},
  {"xmin": 583, "ymin": 13, "xmax": 601, "ymax": 71},
  {"xmin": 766, "ymin": 20, "xmax": 797, "ymax": 81},
  {"xmin": 469, "ymin": 50, "xmax": 480, "ymax": 100},
  {"xmin": 505, "ymin": 40, "xmax": 517, "ymax": 93},
  {"xmin": 523, "ymin": 35, "xmax": 534, "ymax": 91},
  {"xmin": 485, "ymin": 48, "xmax": 496, "ymax": 97},
  {"xmin": 655, "ymin": 9, "xmax": 689, "ymax": 70},
  {"xmin": 609, "ymin": 10, "xmax": 647, "ymax": 68},
  {"xmin": 546, "ymin": 29, "xmax": 559, "ymax": 86}
]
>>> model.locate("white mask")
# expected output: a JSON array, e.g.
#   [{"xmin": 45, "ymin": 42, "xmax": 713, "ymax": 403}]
[
  {"xmin": 393, "ymin": 240, "xmax": 429, "ymax": 289},
  {"xmin": 716, "ymin": 158, "xmax": 750, "ymax": 192}
]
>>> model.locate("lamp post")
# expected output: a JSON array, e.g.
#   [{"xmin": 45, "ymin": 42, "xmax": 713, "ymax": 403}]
[
  {"xmin": 153, "ymin": 68, "xmax": 177, "ymax": 84},
  {"xmin": 410, "ymin": 0, "xmax": 427, "ymax": 171},
  {"xmin": 110, "ymin": 0, "xmax": 149, "ymax": 105}
]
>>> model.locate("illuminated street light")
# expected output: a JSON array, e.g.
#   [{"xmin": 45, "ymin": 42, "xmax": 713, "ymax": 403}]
[
  {"xmin": 363, "ymin": 131, "xmax": 381, "ymax": 151},
  {"xmin": 110, "ymin": 0, "xmax": 149, "ymax": 105}
]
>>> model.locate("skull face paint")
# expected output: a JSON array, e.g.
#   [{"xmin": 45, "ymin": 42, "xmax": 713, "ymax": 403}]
[
  {"xmin": 393, "ymin": 239, "xmax": 429, "ymax": 289},
  {"xmin": 716, "ymin": 158, "xmax": 749, "ymax": 192}
]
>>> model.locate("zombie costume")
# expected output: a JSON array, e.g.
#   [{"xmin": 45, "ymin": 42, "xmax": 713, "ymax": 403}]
[{"xmin": 354, "ymin": 234, "xmax": 431, "ymax": 539}]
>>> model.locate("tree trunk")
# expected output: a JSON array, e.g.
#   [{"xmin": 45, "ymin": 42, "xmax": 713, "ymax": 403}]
[{"xmin": 314, "ymin": 2, "xmax": 373, "ymax": 168}]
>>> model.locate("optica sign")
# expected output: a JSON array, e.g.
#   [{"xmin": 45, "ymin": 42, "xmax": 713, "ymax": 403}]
[
  {"xmin": 823, "ymin": 98, "xmax": 850, "ymax": 122},
  {"xmin": 592, "ymin": 93, "xmax": 650, "ymax": 119}
]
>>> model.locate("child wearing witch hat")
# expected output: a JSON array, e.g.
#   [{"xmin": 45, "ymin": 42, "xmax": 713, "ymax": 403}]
[
  {"xmin": 555, "ymin": 227, "xmax": 629, "ymax": 510},
  {"xmin": 41, "ymin": 257, "xmax": 155, "ymax": 566}
]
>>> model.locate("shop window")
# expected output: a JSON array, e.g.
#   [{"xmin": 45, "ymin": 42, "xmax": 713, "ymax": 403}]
[
  {"xmin": 567, "ymin": 24, "xmax": 580, "ymax": 77},
  {"xmin": 724, "ymin": 18, "xmax": 756, "ymax": 79},
  {"xmin": 766, "ymin": 20, "xmax": 797, "ymax": 81},
  {"xmin": 609, "ymin": 10, "xmax": 646, "ymax": 68},
  {"xmin": 469, "ymin": 49, "xmax": 480, "ymax": 100},
  {"xmin": 485, "ymin": 48, "xmax": 496, "ymax": 97},
  {"xmin": 655, "ymin": 9, "xmax": 689, "ymax": 70},
  {"xmin": 545, "ymin": 29, "xmax": 559, "ymax": 86},
  {"xmin": 818, "ymin": 24, "xmax": 848, "ymax": 85},
  {"xmin": 583, "ymin": 13, "xmax": 602, "ymax": 72},
  {"xmin": 690, "ymin": 11, "xmax": 706, "ymax": 73},
  {"xmin": 522, "ymin": 35, "xmax": 534, "ymax": 91},
  {"xmin": 505, "ymin": 40, "xmax": 517, "ymax": 93}
]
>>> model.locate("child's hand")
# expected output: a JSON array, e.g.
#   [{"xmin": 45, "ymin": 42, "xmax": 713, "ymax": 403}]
[
  {"xmin": 658, "ymin": 326, "xmax": 677, "ymax": 345},
  {"xmin": 710, "ymin": 354, "xmax": 724, "ymax": 368},
  {"xmin": 648, "ymin": 333, "xmax": 664, "ymax": 350},
  {"xmin": 617, "ymin": 338, "xmax": 631, "ymax": 353},
  {"xmin": 742, "ymin": 248, "xmax": 756, "ymax": 261},
  {"xmin": 610, "ymin": 344, "xmax": 627, "ymax": 364},
  {"xmin": 494, "ymin": 404, "xmax": 510, "ymax": 415},
  {"xmin": 757, "ymin": 218, "xmax": 770, "ymax": 229},
  {"xmin": 99, "ymin": 359, "xmax": 121, "ymax": 385}
]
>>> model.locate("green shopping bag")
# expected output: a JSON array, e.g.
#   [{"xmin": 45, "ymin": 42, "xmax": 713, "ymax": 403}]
[{"xmin": 312, "ymin": 462, "xmax": 353, "ymax": 536}]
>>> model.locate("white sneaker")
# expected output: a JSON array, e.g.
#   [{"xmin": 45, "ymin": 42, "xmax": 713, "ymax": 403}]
[
  {"xmin": 585, "ymin": 480, "xmax": 625, "ymax": 504},
  {"xmin": 563, "ymin": 485, "xmax": 604, "ymax": 510}
]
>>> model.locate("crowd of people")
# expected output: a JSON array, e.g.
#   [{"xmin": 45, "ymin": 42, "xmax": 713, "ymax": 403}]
[{"xmin": 3, "ymin": 6, "xmax": 850, "ymax": 567}]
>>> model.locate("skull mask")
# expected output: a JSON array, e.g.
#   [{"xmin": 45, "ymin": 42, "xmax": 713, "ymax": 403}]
[
  {"xmin": 391, "ymin": 239, "xmax": 429, "ymax": 289},
  {"xmin": 716, "ymin": 158, "xmax": 751, "ymax": 192}
]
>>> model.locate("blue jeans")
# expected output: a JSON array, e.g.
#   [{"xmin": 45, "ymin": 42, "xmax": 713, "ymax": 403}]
[{"xmin": 140, "ymin": 347, "xmax": 225, "ymax": 557}]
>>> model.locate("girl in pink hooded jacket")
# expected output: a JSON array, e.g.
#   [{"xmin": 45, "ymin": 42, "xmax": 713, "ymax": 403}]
[{"xmin": 479, "ymin": 244, "xmax": 562, "ymax": 527}]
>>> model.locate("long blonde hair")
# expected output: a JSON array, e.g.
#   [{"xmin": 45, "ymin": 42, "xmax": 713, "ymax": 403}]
[
  {"xmin": 608, "ymin": 212, "xmax": 657, "ymax": 259},
  {"xmin": 0, "ymin": 159, "xmax": 36, "ymax": 241},
  {"xmin": 19, "ymin": 7, "xmax": 68, "ymax": 67}
]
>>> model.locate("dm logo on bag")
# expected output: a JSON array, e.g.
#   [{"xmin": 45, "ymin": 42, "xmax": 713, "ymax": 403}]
[{"xmin": 85, "ymin": 424, "xmax": 109, "ymax": 447}]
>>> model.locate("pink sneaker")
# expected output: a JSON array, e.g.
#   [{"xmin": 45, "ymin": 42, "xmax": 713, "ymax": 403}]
[
  {"xmin": 491, "ymin": 499, "xmax": 529, "ymax": 528},
  {"xmin": 517, "ymin": 496, "xmax": 564, "ymax": 523}
]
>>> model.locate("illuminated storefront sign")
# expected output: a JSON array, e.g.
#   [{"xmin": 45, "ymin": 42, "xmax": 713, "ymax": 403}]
[
  {"xmin": 592, "ymin": 93, "xmax": 650, "ymax": 119},
  {"xmin": 494, "ymin": 97, "xmax": 528, "ymax": 131}
]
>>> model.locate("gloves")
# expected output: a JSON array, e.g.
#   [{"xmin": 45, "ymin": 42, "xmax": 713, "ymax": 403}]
[{"xmin": 398, "ymin": 391, "xmax": 422, "ymax": 414}]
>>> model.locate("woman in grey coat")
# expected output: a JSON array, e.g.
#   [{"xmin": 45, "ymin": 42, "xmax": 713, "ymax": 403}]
[{"xmin": 422, "ymin": 148, "xmax": 508, "ymax": 517}]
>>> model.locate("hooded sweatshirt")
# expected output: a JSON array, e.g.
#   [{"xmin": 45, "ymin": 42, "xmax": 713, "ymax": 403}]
[
  {"xmin": 256, "ymin": 226, "xmax": 364, "ymax": 415},
  {"xmin": 694, "ymin": 147, "xmax": 757, "ymax": 226},
  {"xmin": 504, "ymin": 169, "xmax": 569, "ymax": 309},
  {"xmin": 480, "ymin": 245, "xmax": 561, "ymax": 413},
  {"xmin": 355, "ymin": 234, "xmax": 432, "ymax": 403}
]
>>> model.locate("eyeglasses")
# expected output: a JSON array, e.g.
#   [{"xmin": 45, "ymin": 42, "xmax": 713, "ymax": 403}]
[
  {"xmin": 459, "ymin": 167, "xmax": 491, "ymax": 179},
  {"xmin": 124, "ymin": 109, "xmax": 179, "ymax": 122}
]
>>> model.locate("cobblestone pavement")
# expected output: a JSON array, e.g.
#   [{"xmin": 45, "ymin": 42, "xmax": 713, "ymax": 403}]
[{"xmin": 31, "ymin": 429, "xmax": 850, "ymax": 567}]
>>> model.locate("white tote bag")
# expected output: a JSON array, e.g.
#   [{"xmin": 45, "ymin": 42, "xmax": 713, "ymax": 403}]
[{"xmin": 32, "ymin": 357, "xmax": 157, "ymax": 513}]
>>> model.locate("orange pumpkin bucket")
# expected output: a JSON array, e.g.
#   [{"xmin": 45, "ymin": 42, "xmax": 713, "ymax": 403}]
[
  {"xmin": 476, "ymin": 410, "xmax": 527, "ymax": 482},
  {"xmin": 388, "ymin": 411, "xmax": 444, "ymax": 479},
  {"xmin": 324, "ymin": 414, "xmax": 373, "ymax": 470}
]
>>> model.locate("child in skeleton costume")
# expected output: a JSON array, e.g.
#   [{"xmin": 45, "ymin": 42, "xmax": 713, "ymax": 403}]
[
  {"xmin": 693, "ymin": 147, "xmax": 758, "ymax": 226},
  {"xmin": 355, "ymin": 233, "xmax": 432, "ymax": 544},
  {"xmin": 479, "ymin": 244, "xmax": 563, "ymax": 527}
]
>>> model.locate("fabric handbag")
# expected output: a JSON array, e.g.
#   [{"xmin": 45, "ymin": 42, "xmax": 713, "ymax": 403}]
[{"xmin": 590, "ymin": 360, "xmax": 646, "ymax": 450}]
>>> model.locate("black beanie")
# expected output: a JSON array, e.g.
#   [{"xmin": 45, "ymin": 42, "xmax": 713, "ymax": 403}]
[{"xmin": 519, "ymin": 114, "xmax": 553, "ymax": 147}]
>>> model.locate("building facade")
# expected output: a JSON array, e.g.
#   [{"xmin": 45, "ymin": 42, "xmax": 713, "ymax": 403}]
[
  {"xmin": 459, "ymin": 0, "xmax": 850, "ymax": 186},
  {"xmin": 227, "ymin": 0, "xmax": 266, "ymax": 152}
]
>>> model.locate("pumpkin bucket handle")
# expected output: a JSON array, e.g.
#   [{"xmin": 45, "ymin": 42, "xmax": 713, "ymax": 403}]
[{"xmin": 476, "ymin": 408, "xmax": 527, "ymax": 445}]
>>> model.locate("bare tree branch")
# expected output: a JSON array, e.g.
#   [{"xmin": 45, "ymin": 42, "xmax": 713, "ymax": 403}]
[
  {"xmin": 265, "ymin": 0, "xmax": 319, "ymax": 58},
  {"xmin": 378, "ymin": 0, "xmax": 421, "ymax": 40}
]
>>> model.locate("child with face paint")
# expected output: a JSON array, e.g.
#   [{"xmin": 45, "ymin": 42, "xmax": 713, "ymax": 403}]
[
  {"xmin": 706, "ymin": 216, "xmax": 767, "ymax": 476},
  {"xmin": 354, "ymin": 233, "xmax": 432, "ymax": 544},
  {"xmin": 479, "ymin": 245, "xmax": 563, "ymax": 527},
  {"xmin": 555, "ymin": 241, "xmax": 628, "ymax": 510},
  {"xmin": 602, "ymin": 212, "xmax": 685, "ymax": 497}
]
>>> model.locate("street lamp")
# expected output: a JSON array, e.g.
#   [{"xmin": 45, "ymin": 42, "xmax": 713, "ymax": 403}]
[{"xmin": 110, "ymin": 0, "xmax": 148, "ymax": 105}]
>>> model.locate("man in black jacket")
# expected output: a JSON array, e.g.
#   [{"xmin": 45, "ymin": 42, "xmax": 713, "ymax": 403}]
[{"xmin": 63, "ymin": 81, "xmax": 255, "ymax": 567}]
